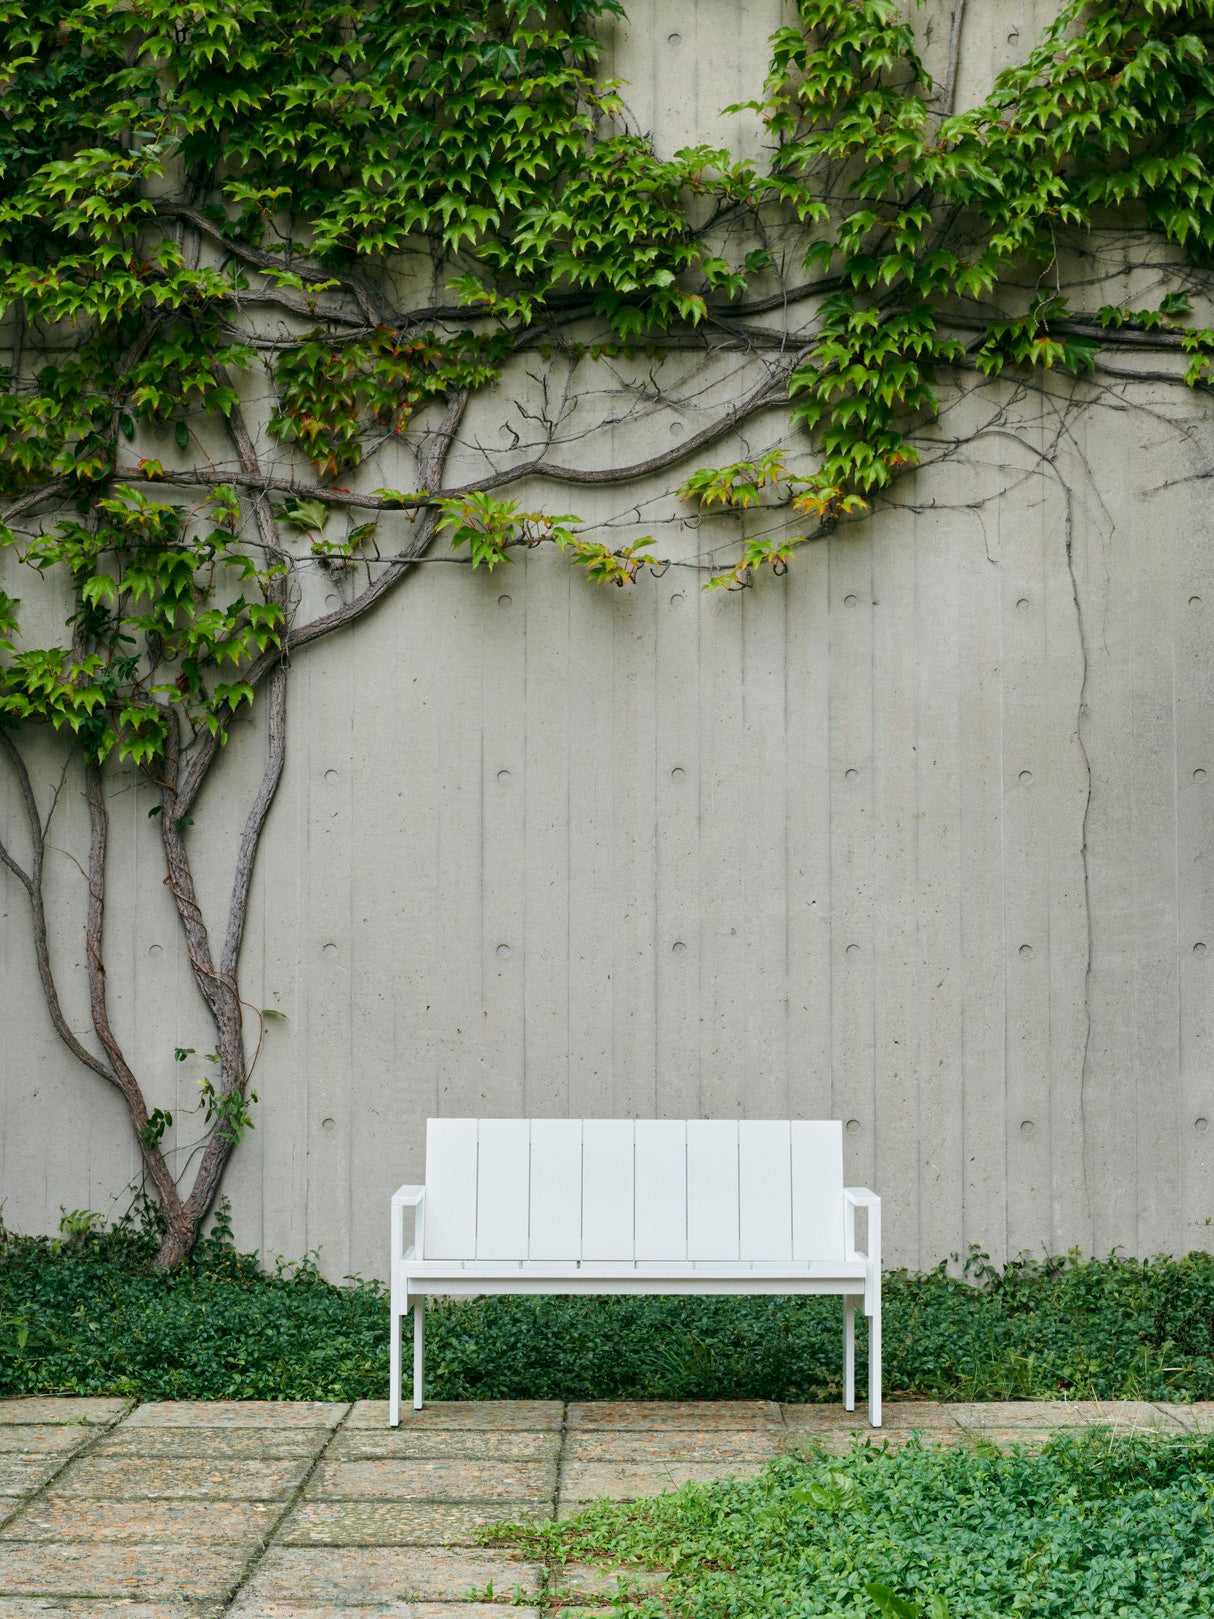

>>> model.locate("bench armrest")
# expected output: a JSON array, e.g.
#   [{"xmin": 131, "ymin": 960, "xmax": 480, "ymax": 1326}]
[
  {"xmin": 843, "ymin": 1187, "xmax": 881, "ymax": 1268},
  {"xmin": 391, "ymin": 1185, "xmax": 426, "ymax": 1268}
]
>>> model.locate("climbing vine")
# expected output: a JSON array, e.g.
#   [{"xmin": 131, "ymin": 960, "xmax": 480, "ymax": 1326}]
[{"xmin": 0, "ymin": 0, "xmax": 1211, "ymax": 1261}]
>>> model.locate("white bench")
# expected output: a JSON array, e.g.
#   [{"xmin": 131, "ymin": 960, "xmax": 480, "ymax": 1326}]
[{"xmin": 390, "ymin": 1118, "xmax": 881, "ymax": 1426}]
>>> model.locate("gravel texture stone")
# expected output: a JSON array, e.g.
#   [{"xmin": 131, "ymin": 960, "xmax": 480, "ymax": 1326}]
[
  {"xmin": 563, "ymin": 1431, "xmax": 784, "ymax": 1464},
  {"xmin": 0, "ymin": 1460, "xmax": 67, "ymax": 1498},
  {"xmin": 277, "ymin": 1499, "xmax": 552, "ymax": 1546},
  {"xmin": 307, "ymin": 1458, "xmax": 557, "ymax": 1502},
  {"xmin": 228, "ymin": 1605, "xmax": 540, "ymax": 1618},
  {"xmin": 327, "ymin": 1429, "xmax": 559, "ymax": 1461},
  {"xmin": 90, "ymin": 1427, "xmax": 333, "ymax": 1460},
  {"xmin": 124, "ymin": 1402, "xmax": 347, "ymax": 1429},
  {"xmin": 48, "ymin": 1457, "xmax": 310, "ymax": 1500},
  {"xmin": 567, "ymin": 1401, "xmax": 780, "ymax": 1430},
  {"xmin": 548, "ymin": 1564, "xmax": 668, "ymax": 1600},
  {"xmin": 0, "ymin": 1401, "xmax": 130, "ymax": 1427},
  {"xmin": 946, "ymin": 1400, "xmax": 1185, "ymax": 1430},
  {"xmin": 560, "ymin": 1459, "xmax": 768, "ymax": 1502},
  {"xmin": 783, "ymin": 1401, "xmax": 957, "ymax": 1429},
  {"xmin": 0, "ymin": 1498, "xmax": 279, "ymax": 1543},
  {"xmin": 231, "ymin": 1546, "xmax": 542, "ymax": 1603},
  {"xmin": 0, "ymin": 1544, "xmax": 248, "ymax": 1599},
  {"xmin": 0, "ymin": 1431, "xmax": 92, "ymax": 1457},
  {"xmin": 347, "ymin": 1402, "xmax": 562, "ymax": 1431},
  {"xmin": 0, "ymin": 1603, "xmax": 219, "ymax": 1618}
]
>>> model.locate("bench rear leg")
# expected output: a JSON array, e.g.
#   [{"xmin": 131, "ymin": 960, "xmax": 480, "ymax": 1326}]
[
  {"xmin": 843, "ymin": 1297, "xmax": 856, "ymax": 1412},
  {"xmin": 389, "ymin": 1303, "xmax": 402, "ymax": 1427},
  {"xmin": 413, "ymin": 1297, "xmax": 425, "ymax": 1411}
]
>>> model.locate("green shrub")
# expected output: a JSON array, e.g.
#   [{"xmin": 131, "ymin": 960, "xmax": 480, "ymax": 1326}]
[
  {"xmin": 1, "ymin": 1221, "xmax": 1212, "ymax": 1402},
  {"xmin": 494, "ymin": 1431, "xmax": 1214, "ymax": 1618}
]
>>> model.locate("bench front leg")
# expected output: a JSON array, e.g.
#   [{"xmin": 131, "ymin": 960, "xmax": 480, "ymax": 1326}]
[
  {"xmin": 844, "ymin": 1187, "xmax": 882, "ymax": 1427},
  {"xmin": 390, "ymin": 1186, "xmax": 425, "ymax": 1428},
  {"xmin": 868, "ymin": 1291, "xmax": 882, "ymax": 1428}
]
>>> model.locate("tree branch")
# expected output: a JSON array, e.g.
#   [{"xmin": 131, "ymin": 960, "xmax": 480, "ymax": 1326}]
[
  {"xmin": 220, "ymin": 660, "xmax": 287, "ymax": 981},
  {"xmin": 0, "ymin": 736, "xmax": 118, "ymax": 1087}
]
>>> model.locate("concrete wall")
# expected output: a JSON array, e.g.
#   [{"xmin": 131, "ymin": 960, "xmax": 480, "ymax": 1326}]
[{"xmin": 2, "ymin": 0, "xmax": 1212, "ymax": 1277}]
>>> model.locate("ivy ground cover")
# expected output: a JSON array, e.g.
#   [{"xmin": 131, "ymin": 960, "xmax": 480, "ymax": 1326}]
[
  {"xmin": 496, "ymin": 1431, "xmax": 1214, "ymax": 1619},
  {"xmin": 2, "ymin": 1227, "xmax": 1213, "ymax": 1403}
]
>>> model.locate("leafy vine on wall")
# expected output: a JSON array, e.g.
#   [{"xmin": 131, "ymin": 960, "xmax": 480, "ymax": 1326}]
[{"xmin": 0, "ymin": 0, "xmax": 1210, "ymax": 1260}]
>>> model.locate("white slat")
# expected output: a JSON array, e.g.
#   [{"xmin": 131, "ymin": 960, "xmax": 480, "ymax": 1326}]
[
  {"xmin": 475, "ymin": 1118, "xmax": 531, "ymax": 1260},
  {"xmin": 424, "ymin": 1118, "xmax": 478, "ymax": 1260},
  {"xmin": 687, "ymin": 1119, "xmax": 739, "ymax": 1260},
  {"xmin": 529, "ymin": 1119, "xmax": 582, "ymax": 1260},
  {"xmin": 582, "ymin": 1119, "xmax": 634, "ymax": 1261},
  {"xmin": 635, "ymin": 1120, "xmax": 687, "ymax": 1261},
  {"xmin": 791, "ymin": 1119, "xmax": 846, "ymax": 1262},
  {"xmin": 739, "ymin": 1120, "xmax": 793, "ymax": 1260}
]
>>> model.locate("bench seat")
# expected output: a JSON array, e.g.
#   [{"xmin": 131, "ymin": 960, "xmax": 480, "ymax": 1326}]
[
  {"xmin": 400, "ymin": 1258, "xmax": 869, "ymax": 1286},
  {"xmin": 390, "ymin": 1118, "xmax": 882, "ymax": 1426}
]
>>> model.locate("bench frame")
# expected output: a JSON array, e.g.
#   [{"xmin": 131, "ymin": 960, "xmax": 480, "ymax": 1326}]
[{"xmin": 388, "ymin": 1137, "xmax": 881, "ymax": 1427}]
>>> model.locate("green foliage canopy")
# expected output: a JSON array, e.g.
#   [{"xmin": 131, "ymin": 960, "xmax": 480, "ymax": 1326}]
[{"xmin": 2, "ymin": 0, "xmax": 1213, "ymax": 755}]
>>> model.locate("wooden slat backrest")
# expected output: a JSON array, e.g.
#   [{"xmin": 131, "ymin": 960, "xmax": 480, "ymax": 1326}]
[{"xmin": 423, "ymin": 1118, "xmax": 846, "ymax": 1263}]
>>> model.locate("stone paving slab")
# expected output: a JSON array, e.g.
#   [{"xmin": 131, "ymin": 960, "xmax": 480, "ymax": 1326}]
[
  {"xmin": 564, "ymin": 1431, "xmax": 784, "ymax": 1464},
  {"xmin": 0, "ymin": 1431, "xmax": 93, "ymax": 1457},
  {"xmin": 228, "ymin": 1606, "xmax": 539, "ymax": 1619},
  {"xmin": 231, "ymin": 1547, "xmax": 542, "ymax": 1603},
  {"xmin": 0, "ymin": 1603, "xmax": 219, "ymax": 1618},
  {"xmin": 91, "ymin": 1426, "xmax": 333, "ymax": 1460},
  {"xmin": 946, "ymin": 1400, "xmax": 1185, "ymax": 1430},
  {"xmin": 307, "ymin": 1458, "xmax": 557, "ymax": 1503},
  {"xmin": 124, "ymin": 1402, "xmax": 347, "ymax": 1429},
  {"xmin": 347, "ymin": 1402, "xmax": 562, "ymax": 1431},
  {"xmin": 0, "ymin": 1543, "xmax": 248, "ymax": 1599},
  {"xmin": 0, "ymin": 1400, "xmax": 130, "ymax": 1426},
  {"xmin": 548, "ymin": 1564, "xmax": 668, "ymax": 1600},
  {"xmin": 277, "ymin": 1500, "xmax": 553, "ymax": 1546},
  {"xmin": 328, "ymin": 1429, "xmax": 559, "ymax": 1461},
  {"xmin": 1166, "ymin": 1401, "xmax": 1213, "ymax": 1430},
  {"xmin": 48, "ymin": 1456, "xmax": 310, "ymax": 1500},
  {"xmin": 784, "ymin": 1400, "xmax": 958, "ymax": 1429},
  {"xmin": 560, "ymin": 1458, "xmax": 769, "ymax": 1503},
  {"xmin": 567, "ymin": 1401, "xmax": 780, "ymax": 1430},
  {"xmin": 0, "ymin": 1498, "xmax": 279, "ymax": 1544},
  {"xmin": 0, "ymin": 1460, "xmax": 66, "ymax": 1498}
]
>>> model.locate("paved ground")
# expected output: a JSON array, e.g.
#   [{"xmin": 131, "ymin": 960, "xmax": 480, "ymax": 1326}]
[{"xmin": 0, "ymin": 1396, "xmax": 1208, "ymax": 1616}]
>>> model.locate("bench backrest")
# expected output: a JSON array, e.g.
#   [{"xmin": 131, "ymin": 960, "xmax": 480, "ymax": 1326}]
[{"xmin": 423, "ymin": 1118, "xmax": 845, "ymax": 1264}]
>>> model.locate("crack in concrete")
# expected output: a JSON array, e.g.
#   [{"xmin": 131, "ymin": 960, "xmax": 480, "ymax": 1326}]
[{"xmin": 1062, "ymin": 497, "xmax": 1097, "ymax": 1252}]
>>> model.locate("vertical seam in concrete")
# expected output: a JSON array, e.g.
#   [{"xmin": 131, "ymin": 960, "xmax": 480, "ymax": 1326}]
[
  {"xmin": 216, "ymin": 1403, "xmax": 353, "ymax": 1615},
  {"xmin": 0, "ymin": 1400, "xmax": 136, "ymax": 1533}
]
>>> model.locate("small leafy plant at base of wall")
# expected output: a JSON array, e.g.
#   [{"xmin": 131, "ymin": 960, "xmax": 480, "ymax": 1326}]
[
  {"xmin": 493, "ymin": 1431, "xmax": 1214, "ymax": 1619},
  {"xmin": 1, "ymin": 1218, "xmax": 1212, "ymax": 1402}
]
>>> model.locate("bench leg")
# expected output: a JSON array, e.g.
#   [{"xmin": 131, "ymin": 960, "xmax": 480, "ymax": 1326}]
[
  {"xmin": 843, "ymin": 1297, "xmax": 856, "ymax": 1412},
  {"xmin": 413, "ymin": 1297, "xmax": 425, "ymax": 1411},
  {"xmin": 867, "ymin": 1305, "xmax": 882, "ymax": 1428},
  {"xmin": 389, "ymin": 1302, "xmax": 402, "ymax": 1427}
]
